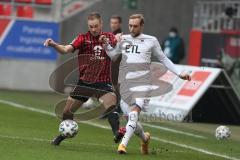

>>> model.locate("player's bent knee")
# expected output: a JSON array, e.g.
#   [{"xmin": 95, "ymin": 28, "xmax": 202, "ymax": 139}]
[
  {"xmin": 63, "ymin": 107, "xmax": 73, "ymax": 115},
  {"xmin": 99, "ymin": 92, "xmax": 117, "ymax": 109},
  {"xmin": 67, "ymin": 96, "xmax": 75, "ymax": 101},
  {"xmin": 128, "ymin": 111, "xmax": 138, "ymax": 122},
  {"xmin": 127, "ymin": 111, "xmax": 138, "ymax": 131},
  {"xmin": 130, "ymin": 106, "xmax": 141, "ymax": 113}
]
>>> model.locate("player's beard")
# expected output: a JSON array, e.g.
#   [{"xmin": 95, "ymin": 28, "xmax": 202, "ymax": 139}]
[
  {"xmin": 91, "ymin": 32, "xmax": 100, "ymax": 37},
  {"xmin": 131, "ymin": 32, "xmax": 141, "ymax": 37}
]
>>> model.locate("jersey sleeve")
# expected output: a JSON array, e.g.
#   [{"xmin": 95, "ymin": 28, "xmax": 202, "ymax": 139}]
[
  {"xmin": 152, "ymin": 37, "xmax": 180, "ymax": 76},
  {"xmin": 107, "ymin": 32, "xmax": 117, "ymax": 47},
  {"xmin": 104, "ymin": 42, "xmax": 121, "ymax": 59},
  {"xmin": 70, "ymin": 34, "xmax": 84, "ymax": 52}
]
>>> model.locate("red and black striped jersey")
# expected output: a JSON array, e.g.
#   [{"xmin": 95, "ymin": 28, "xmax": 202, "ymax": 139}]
[{"xmin": 70, "ymin": 31, "xmax": 117, "ymax": 83}]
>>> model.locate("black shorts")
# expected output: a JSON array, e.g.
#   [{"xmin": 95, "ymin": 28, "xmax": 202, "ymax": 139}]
[{"xmin": 70, "ymin": 80, "xmax": 113, "ymax": 102}]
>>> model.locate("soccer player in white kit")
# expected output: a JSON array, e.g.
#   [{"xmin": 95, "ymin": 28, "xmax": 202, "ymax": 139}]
[{"xmin": 101, "ymin": 14, "xmax": 191, "ymax": 154}]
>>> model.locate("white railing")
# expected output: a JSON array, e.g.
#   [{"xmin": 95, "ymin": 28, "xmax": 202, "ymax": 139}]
[
  {"xmin": 59, "ymin": 0, "xmax": 100, "ymax": 22},
  {"xmin": 193, "ymin": 0, "xmax": 240, "ymax": 32}
]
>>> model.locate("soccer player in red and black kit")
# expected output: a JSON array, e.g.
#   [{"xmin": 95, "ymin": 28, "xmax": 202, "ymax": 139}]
[{"xmin": 44, "ymin": 12, "xmax": 124, "ymax": 145}]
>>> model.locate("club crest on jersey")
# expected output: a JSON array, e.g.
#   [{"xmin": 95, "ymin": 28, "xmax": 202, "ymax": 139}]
[{"xmin": 93, "ymin": 45, "xmax": 105, "ymax": 60}]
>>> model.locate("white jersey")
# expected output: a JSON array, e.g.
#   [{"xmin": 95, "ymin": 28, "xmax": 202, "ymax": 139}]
[
  {"xmin": 105, "ymin": 33, "xmax": 180, "ymax": 110},
  {"xmin": 106, "ymin": 33, "xmax": 180, "ymax": 82},
  {"xmin": 119, "ymin": 34, "xmax": 154, "ymax": 63}
]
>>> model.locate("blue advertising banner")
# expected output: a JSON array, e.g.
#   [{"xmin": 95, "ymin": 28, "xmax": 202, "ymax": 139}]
[{"xmin": 0, "ymin": 19, "xmax": 59, "ymax": 61}]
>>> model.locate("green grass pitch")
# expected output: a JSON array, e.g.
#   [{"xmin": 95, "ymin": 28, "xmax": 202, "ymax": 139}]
[{"xmin": 0, "ymin": 90, "xmax": 240, "ymax": 160}]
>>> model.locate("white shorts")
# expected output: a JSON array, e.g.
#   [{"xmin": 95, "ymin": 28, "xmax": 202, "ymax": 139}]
[{"xmin": 120, "ymin": 98, "xmax": 150, "ymax": 116}]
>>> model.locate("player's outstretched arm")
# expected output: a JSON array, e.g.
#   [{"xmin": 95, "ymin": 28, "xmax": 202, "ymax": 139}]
[
  {"xmin": 152, "ymin": 38, "xmax": 191, "ymax": 81},
  {"xmin": 44, "ymin": 38, "xmax": 74, "ymax": 54},
  {"xmin": 99, "ymin": 35, "xmax": 121, "ymax": 60}
]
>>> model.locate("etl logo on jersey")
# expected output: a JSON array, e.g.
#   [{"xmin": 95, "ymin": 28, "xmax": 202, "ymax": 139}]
[
  {"xmin": 93, "ymin": 45, "xmax": 105, "ymax": 60},
  {"xmin": 178, "ymin": 71, "xmax": 211, "ymax": 96},
  {"xmin": 125, "ymin": 45, "xmax": 140, "ymax": 54}
]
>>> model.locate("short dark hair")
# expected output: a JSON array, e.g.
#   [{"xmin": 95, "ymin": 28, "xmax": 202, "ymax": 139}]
[
  {"xmin": 88, "ymin": 12, "xmax": 102, "ymax": 21},
  {"xmin": 170, "ymin": 27, "xmax": 178, "ymax": 34},
  {"xmin": 129, "ymin": 14, "xmax": 144, "ymax": 26},
  {"xmin": 111, "ymin": 15, "xmax": 122, "ymax": 23}
]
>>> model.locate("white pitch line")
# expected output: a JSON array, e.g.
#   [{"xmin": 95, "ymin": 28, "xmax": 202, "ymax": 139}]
[
  {"xmin": 0, "ymin": 134, "xmax": 186, "ymax": 153},
  {"xmin": 0, "ymin": 134, "xmax": 114, "ymax": 148},
  {"xmin": 82, "ymin": 121, "xmax": 110, "ymax": 129},
  {"xmin": 0, "ymin": 100, "xmax": 204, "ymax": 138},
  {"xmin": 0, "ymin": 100, "xmax": 55, "ymax": 116},
  {"xmin": 142, "ymin": 123, "xmax": 206, "ymax": 139},
  {"xmin": 0, "ymin": 99, "xmax": 109, "ymax": 129},
  {"xmin": 0, "ymin": 134, "xmax": 50, "ymax": 142},
  {"xmin": 152, "ymin": 137, "xmax": 240, "ymax": 160},
  {"xmin": 0, "ymin": 99, "xmax": 239, "ymax": 160}
]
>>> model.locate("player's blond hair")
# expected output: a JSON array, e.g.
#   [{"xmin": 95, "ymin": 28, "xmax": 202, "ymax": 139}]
[
  {"xmin": 87, "ymin": 12, "xmax": 102, "ymax": 22},
  {"xmin": 129, "ymin": 14, "xmax": 144, "ymax": 26}
]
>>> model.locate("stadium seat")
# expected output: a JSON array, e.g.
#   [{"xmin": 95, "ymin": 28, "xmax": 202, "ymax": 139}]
[
  {"xmin": 0, "ymin": 19, "xmax": 11, "ymax": 37},
  {"xmin": 35, "ymin": 0, "xmax": 52, "ymax": 5},
  {"xmin": 15, "ymin": 0, "xmax": 32, "ymax": 3},
  {"xmin": 0, "ymin": 4, "xmax": 12, "ymax": 16},
  {"xmin": 0, "ymin": 5, "xmax": 3, "ymax": 15},
  {"xmin": 16, "ymin": 6, "xmax": 34, "ymax": 18}
]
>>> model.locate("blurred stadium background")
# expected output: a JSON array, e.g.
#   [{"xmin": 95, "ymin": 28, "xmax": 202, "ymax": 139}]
[{"xmin": 0, "ymin": 0, "xmax": 240, "ymax": 160}]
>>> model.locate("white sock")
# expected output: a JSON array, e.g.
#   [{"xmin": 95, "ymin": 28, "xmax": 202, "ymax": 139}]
[
  {"xmin": 120, "ymin": 111, "xmax": 138, "ymax": 147},
  {"xmin": 134, "ymin": 122, "xmax": 147, "ymax": 142}
]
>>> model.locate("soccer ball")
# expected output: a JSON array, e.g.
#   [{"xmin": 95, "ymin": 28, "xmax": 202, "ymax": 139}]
[
  {"xmin": 59, "ymin": 120, "xmax": 78, "ymax": 138},
  {"xmin": 215, "ymin": 125, "xmax": 231, "ymax": 140}
]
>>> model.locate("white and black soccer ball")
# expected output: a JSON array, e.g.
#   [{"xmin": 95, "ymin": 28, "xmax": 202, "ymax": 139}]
[
  {"xmin": 59, "ymin": 120, "xmax": 78, "ymax": 138},
  {"xmin": 215, "ymin": 125, "xmax": 231, "ymax": 140}
]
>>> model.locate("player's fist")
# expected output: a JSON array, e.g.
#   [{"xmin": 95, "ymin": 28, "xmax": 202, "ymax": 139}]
[
  {"xmin": 179, "ymin": 73, "xmax": 191, "ymax": 81},
  {"xmin": 115, "ymin": 33, "xmax": 122, "ymax": 42},
  {"xmin": 99, "ymin": 35, "xmax": 109, "ymax": 44},
  {"xmin": 44, "ymin": 38, "xmax": 56, "ymax": 47}
]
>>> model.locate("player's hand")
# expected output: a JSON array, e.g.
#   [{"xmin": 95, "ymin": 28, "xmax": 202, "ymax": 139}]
[
  {"xmin": 115, "ymin": 33, "xmax": 122, "ymax": 42},
  {"xmin": 99, "ymin": 35, "xmax": 109, "ymax": 44},
  {"xmin": 44, "ymin": 38, "xmax": 56, "ymax": 47},
  {"xmin": 179, "ymin": 73, "xmax": 191, "ymax": 81}
]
